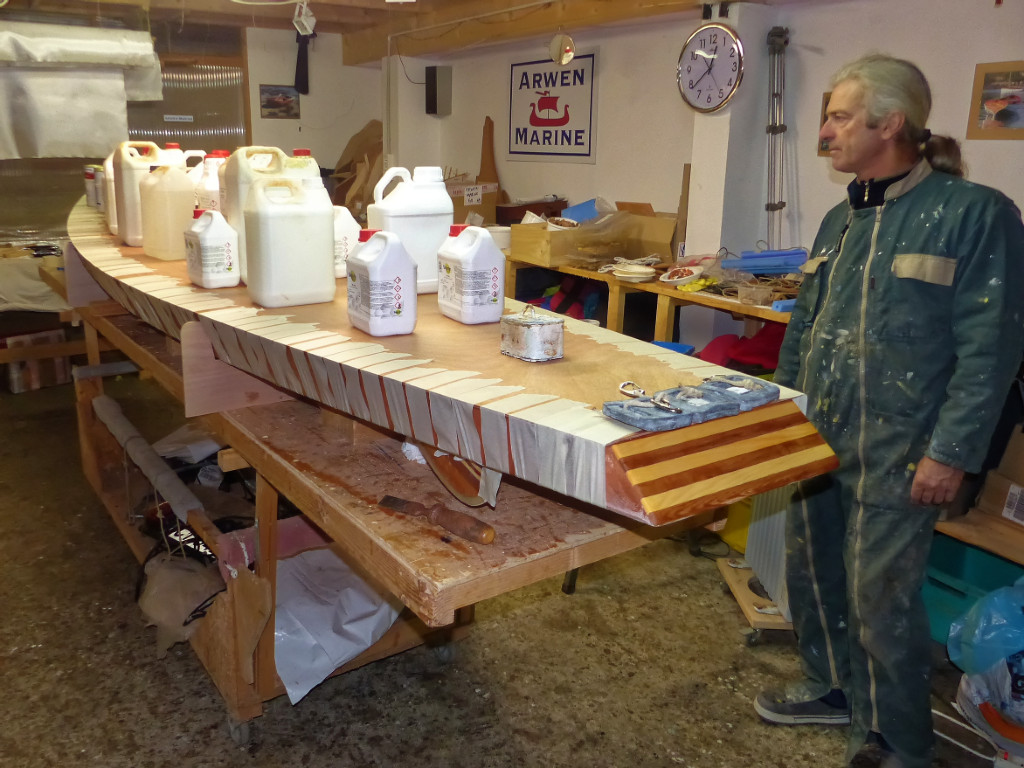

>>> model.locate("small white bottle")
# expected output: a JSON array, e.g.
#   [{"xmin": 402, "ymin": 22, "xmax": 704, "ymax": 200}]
[
  {"xmin": 347, "ymin": 231, "xmax": 417, "ymax": 336},
  {"xmin": 436, "ymin": 225, "xmax": 506, "ymax": 324},
  {"xmin": 185, "ymin": 209, "xmax": 240, "ymax": 289},
  {"xmin": 333, "ymin": 206, "xmax": 360, "ymax": 279}
]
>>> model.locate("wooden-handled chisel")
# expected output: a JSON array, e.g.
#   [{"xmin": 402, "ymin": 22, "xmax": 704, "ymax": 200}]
[{"xmin": 378, "ymin": 495, "xmax": 496, "ymax": 544}]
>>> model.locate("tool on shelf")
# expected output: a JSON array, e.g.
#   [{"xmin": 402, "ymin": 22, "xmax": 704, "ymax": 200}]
[{"xmin": 378, "ymin": 495, "xmax": 496, "ymax": 545}]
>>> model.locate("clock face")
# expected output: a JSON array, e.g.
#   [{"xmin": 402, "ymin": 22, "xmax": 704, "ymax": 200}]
[{"xmin": 677, "ymin": 23, "xmax": 744, "ymax": 113}]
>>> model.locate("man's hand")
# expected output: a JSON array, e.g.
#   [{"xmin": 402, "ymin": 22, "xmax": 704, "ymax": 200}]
[{"xmin": 910, "ymin": 456, "xmax": 965, "ymax": 506}]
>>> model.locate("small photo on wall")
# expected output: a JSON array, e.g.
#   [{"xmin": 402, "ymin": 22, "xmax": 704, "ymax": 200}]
[
  {"xmin": 966, "ymin": 61, "xmax": 1024, "ymax": 140},
  {"xmin": 260, "ymin": 85, "xmax": 300, "ymax": 119}
]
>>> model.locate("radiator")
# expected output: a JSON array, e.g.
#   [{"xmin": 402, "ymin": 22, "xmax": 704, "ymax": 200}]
[{"xmin": 744, "ymin": 484, "xmax": 794, "ymax": 622}]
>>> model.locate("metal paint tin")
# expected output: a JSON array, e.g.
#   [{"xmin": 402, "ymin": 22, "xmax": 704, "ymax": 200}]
[{"xmin": 500, "ymin": 306, "xmax": 564, "ymax": 362}]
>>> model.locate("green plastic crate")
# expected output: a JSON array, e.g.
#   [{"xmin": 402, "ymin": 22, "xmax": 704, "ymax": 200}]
[{"xmin": 923, "ymin": 533, "xmax": 1024, "ymax": 644}]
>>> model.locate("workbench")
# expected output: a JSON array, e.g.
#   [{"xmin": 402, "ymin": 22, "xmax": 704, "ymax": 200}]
[
  {"xmin": 504, "ymin": 259, "xmax": 791, "ymax": 343},
  {"xmin": 62, "ymin": 199, "xmax": 836, "ymax": 734}
]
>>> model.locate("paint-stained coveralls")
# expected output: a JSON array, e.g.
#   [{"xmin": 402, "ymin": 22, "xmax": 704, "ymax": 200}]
[{"xmin": 775, "ymin": 159, "xmax": 1024, "ymax": 767}]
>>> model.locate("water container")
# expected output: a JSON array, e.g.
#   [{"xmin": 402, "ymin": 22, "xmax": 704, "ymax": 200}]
[
  {"xmin": 185, "ymin": 210, "xmax": 240, "ymax": 289},
  {"xmin": 103, "ymin": 149, "xmax": 118, "ymax": 235},
  {"xmin": 347, "ymin": 231, "xmax": 417, "ymax": 336},
  {"xmin": 113, "ymin": 141, "xmax": 183, "ymax": 246},
  {"xmin": 161, "ymin": 143, "xmax": 205, "ymax": 172},
  {"xmin": 94, "ymin": 165, "xmax": 106, "ymax": 213},
  {"xmin": 286, "ymin": 148, "xmax": 322, "ymax": 181},
  {"xmin": 195, "ymin": 151, "xmax": 229, "ymax": 211},
  {"xmin": 140, "ymin": 165, "xmax": 195, "ymax": 261},
  {"xmin": 333, "ymin": 206, "xmax": 360, "ymax": 279},
  {"xmin": 244, "ymin": 177, "xmax": 335, "ymax": 308},
  {"xmin": 221, "ymin": 146, "xmax": 291, "ymax": 284},
  {"xmin": 437, "ymin": 226, "xmax": 506, "ymax": 324},
  {"xmin": 367, "ymin": 166, "xmax": 453, "ymax": 294}
]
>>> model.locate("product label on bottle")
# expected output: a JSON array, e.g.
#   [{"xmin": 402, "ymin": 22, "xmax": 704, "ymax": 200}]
[
  {"xmin": 185, "ymin": 233, "xmax": 235, "ymax": 276},
  {"xmin": 438, "ymin": 261, "xmax": 500, "ymax": 308}
]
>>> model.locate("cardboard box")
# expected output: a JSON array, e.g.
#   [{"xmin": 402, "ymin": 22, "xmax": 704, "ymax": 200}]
[
  {"xmin": 1, "ymin": 329, "xmax": 71, "ymax": 393},
  {"xmin": 447, "ymin": 181, "xmax": 498, "ymax": 225},
  {"xmin": 510, "ymin": 212, "xmax": 676, "ymax": 269},
  {"xmin": 975, "ymin": 469, "xmax": 1024, "ymax": 527}
]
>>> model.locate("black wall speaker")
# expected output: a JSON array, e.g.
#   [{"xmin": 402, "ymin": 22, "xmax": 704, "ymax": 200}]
[{"xmin": 425, "ymin": 65, "xmax": 452, "ymax": 117}]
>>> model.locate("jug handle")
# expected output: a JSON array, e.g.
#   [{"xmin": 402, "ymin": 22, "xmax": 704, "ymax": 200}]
[
  {"xmin": 373, "ymin": 167, "xmax": 411, "ymax": 203},
  {"xmin": 183, "ymin": 150, "xmax": 206, "ymax": 168}
]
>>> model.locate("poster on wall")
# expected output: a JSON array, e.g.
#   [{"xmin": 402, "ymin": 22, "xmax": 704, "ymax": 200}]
[
  {"xmin": 508, "ymin": 53, "xmax": 596, "ymax": 163},
  {"xmin": 259, "ymin": 85, "xmax": 300, "ymax": 119}
]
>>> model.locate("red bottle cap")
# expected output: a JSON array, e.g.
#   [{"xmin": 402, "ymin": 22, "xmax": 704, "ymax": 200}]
[
  {"xmin": 449, "ymin": 224, "xmax": 469, "ymax": 237},
  {"xmin": 193, "ymin": 209, "xmax": 205, "ymax": 218},
  {"xmin": 293, "ymin": 148, "xmax": 312, "ymax": 156},
  {"xmin": 165, "ymin": 142, "xmax": 181, "ymax": 149},
  {"xmin": 358, "ymin": 229, "xmax": 379, "ymax": 242}
]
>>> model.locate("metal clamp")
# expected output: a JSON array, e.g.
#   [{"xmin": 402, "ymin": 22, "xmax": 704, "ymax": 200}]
[{"xmin": 619, "ymin": 381, "xmax": 645, "ymax": 398}]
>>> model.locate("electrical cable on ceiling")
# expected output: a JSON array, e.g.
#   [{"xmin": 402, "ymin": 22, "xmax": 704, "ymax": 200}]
[{"xmin": 764, "ymin": 26, "xmax": 789, "ymax": 250}]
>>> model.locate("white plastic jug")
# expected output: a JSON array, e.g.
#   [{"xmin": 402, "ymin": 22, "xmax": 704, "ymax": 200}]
[
  {"xmin": 367, "ymin": 166, "xmax": 453, "ymax": 294},
  {"xmin": 185, "ymin": 210, "xmax": 240, "ymax": 289},
  {"xmin": 113, "ymin": 141, "xmax": 183, "ymax": 246},
  {"xmin": 195, "ymin": 151, "xmax": 229, "ymax": 211},
  {"xmin": 333, "ymin": 206, "xmax": 360, "ymax": 279},
  {"xmin": 140, "ymin": 165, "xmax": 195, "ymax": 261},
  {"xmin": 162, "ymin": 143, "xmax": 205, "ymax": 175},
  {"xmin": 285, "ymin": 148, "xmax": 322, "ymax": 182},
  {"xmin": 244, "ymin": 177, "xmax": 335, "ymax": 308},
  {"xmin": 347, "ymin": 231, "xmax": 417, "ymax": 336},
  {"xmin": 221, "ymin": 146, "xmax": 293, "ymax": 283},
  {"xmin": 103, "ymin": 149, "xmax": 118, "ymax": 235},
  {"xmin": 437, "ymin": 226, "xmax": 506, "ymax": 324}
]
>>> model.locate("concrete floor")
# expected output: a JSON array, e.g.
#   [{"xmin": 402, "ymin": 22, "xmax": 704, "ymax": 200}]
[{"xmin": 0, "ymin": 376, "xmax": 996, "ymax": 768}]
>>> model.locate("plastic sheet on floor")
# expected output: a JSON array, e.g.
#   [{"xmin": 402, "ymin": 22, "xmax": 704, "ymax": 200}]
[{"xmin": 274, "ymin": 548, "xmax": 402, "ymax": 704}]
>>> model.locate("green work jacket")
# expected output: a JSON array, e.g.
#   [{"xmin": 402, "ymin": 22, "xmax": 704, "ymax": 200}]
[{"xmin": 776, "ymin": 160, "xmax": 1024, "ymax": 506}]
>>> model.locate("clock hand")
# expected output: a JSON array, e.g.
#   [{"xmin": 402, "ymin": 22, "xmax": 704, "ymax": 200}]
[{"xmin": 690, "ymin": 46, "xmax": 718, "ymax": 89}]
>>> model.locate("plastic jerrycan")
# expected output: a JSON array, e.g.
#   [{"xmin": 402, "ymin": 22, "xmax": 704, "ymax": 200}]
[
  {"xmin": 333, "ymin": 206, "xmax": 360, "ymax": 279},
  {"xmin": 221, "ymin": 146, "xmax": 290, "ymax": 284},
  {"xmin": 140, "ymin": 165, "xmax": 195, "ymax": 260},
  {"xmin": 195, "ymin": 150, "xmax": 230, "ymax": 211},
  {"xmin": 244, "ymin": 177, "xmax": 335, "ymax": 308},
  {"xmin": 367, "ymin": 166, "xmax": 453, "ymax": 294},
  {"xmin": 103, "ymin": 149, "xmax": 119, "ymax": 235},
  {"xmin": 185, "ymin": 209, "xmax": 240, "ymax": 289},
  {"xmin": 347, "ymin": 231, "xmax": 417, "ymax": 336},
  {"xmin": 437, "ymin": 225, "xmax": 506, "ymax": 324},
  {"xmin": 113, "ymin": 141, "xmax": 183, "ymax": 246}
]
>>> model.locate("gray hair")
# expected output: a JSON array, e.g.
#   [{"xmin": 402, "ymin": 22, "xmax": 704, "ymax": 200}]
[{"xmin": 832, "ymin": 53, "xmax": 963, "ymax": 176}]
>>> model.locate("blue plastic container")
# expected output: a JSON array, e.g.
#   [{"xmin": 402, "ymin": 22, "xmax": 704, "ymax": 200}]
[{"xmin": 922, "ymin": 533, "xmax": 1024, "ymax": 644}]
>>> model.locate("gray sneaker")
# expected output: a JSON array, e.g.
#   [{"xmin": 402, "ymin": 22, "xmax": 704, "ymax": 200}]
[{"xmin": 754, "ymin": 688, "xmax": 852, "ymax": 725}]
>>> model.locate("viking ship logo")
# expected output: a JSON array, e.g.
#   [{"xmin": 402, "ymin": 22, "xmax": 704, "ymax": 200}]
[{"xmin": 529, "ymin": 91, "xmax": 570, "ymax": 127}]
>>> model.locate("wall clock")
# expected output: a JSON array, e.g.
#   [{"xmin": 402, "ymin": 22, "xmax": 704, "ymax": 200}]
[{"xmin": 676, "ymin": 22, "xmax": 744, "ymax": 113}]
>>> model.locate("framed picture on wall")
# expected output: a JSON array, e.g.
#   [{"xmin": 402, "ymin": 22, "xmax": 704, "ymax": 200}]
[
  {"xmin": 966, "ymin": 61, "xmax": 1024, "ymax": 140},
  {"xmin": 259, "ymin": 85, "xmax": 300, "ymax": 120},
  {"xmin": 817, "ymin": 91, "xmax": 832, "ymax": 156}
]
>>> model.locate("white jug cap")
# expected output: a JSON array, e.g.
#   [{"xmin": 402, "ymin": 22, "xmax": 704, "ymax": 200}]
[{"xmin": 412, "ymin": 166, "xmax": 443, "ymax": 182}]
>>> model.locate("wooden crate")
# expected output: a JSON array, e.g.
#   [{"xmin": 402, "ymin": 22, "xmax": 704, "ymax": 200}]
[{"xmin": 509, "ymin": 213, "xmax": 676, "ymax": 269}]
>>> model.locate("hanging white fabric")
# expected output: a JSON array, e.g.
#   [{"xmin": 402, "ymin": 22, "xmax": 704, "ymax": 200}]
[{"xmin": 0, "ymin": 21, "xmax": 163, "ymax": 159}]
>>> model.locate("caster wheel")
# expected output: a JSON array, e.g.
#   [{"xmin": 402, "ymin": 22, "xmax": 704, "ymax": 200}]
[
  {"xmin": 432, "ymin": 642, "xmax": 457, "ymax": 664},
  {"xmin": 742, "ymin": 628, "xmax": 763, "ymax": 647},
  {"xmin": 227, "ymin": 718, "xmax": 252, "ymax": 746}
]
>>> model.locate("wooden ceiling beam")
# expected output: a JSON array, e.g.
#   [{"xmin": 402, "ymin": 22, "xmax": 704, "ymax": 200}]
[{"xmin": 342, "ymin": 0, "xmax": 705, "ymax": 66}]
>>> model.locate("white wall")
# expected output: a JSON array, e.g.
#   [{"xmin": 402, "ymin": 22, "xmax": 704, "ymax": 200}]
[
  {"xmin": 774, "ymin": 0, "xmax": 1024, "ymax": 248},
  {"xmin": 387, "ymin": 15, "xmax": 700, "ymax": 213},
  {"xmin": 245, "ymin": 28, "xmax": 380, "ymax": 170}
]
